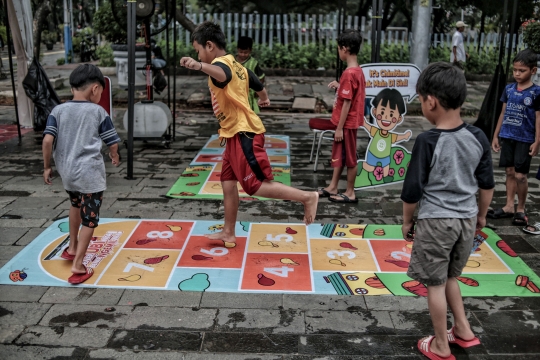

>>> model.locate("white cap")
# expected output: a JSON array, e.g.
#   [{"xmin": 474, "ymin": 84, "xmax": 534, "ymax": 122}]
[{"xmin": 456, "ymin": 21, "xmax": 468, "ymax": 28}]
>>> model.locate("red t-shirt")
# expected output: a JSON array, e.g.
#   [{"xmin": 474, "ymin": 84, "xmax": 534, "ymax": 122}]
[{"xmin": 331, "ymin": 67, "xmax": 366, "ymax": 129}]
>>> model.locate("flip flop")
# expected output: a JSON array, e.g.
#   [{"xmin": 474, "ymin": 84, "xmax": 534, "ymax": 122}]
[
  {"xmin": 417, "ymin": 336, "xmax": 456, "ymax": 360},
  {"xmin": 512, "ymin": 212, "xmax": 528, "ymax": 226},
  {"xmin": 486, "ymin": 208, "xmax": 514, "ymax": 219},
  {"xmin": 523, "ymin": 222, "xmax": 540, "ymax": 235},
  {"xmin": 447, "ymin": 327, "xmax": 481, "ymax": 348},
  {"xmin": 317, "ymin": 188, "xmax": 336, "ymax": 197},
  {"xmin": 68, "ymin": 266, "xmax": 94, "ymax": 285},
  {"xmin": 329, "ymin": 193, "xmax": 359, "ymax": 203},
  {"xmin": 61, "ymin": 249, "xmax": 75, "ymax": 261}
]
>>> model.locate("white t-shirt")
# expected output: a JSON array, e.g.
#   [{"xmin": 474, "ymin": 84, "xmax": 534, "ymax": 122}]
[{"xmin": 450, "ymin": 31, "xmax": 466, "ymax": 63}]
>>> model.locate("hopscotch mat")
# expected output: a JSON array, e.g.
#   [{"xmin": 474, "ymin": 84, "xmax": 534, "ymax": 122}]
[
  {"xmin": 1, "ymin": 218, "xmax": 539, "ymax": 297},
  {"xmin": 166, "ymin": 134, "xmax": 291, "ymax": 200}
]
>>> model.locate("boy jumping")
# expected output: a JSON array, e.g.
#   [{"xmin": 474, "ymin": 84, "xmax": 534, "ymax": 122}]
[
  {"xmin": 317, "ymin": 29, "xmax": 365, "ymax": 203},
  {"xmin": 42, "ymin": 64, "xmax": 121, "ymax": 284},
  {"xmin": 401, "ymin": 62, "xmax": 494, "ymax": 359},
  {"xmin": 180, "ymin": 22, "xmax": 318, "ymax": 243},
  {"xmin": 490, "ymin": 49, "xmax": 540, "ymax": 226}
]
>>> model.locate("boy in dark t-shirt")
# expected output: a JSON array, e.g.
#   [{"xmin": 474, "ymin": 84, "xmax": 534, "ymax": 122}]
[
  {"xmin": 401, "ymin": 62, "xmax": 494, "ymax": 359},
  {"xmin": 317, "ymin": 29, "xmax": 365, "ymax": 204},
  {"xmin": 490, "ymin": 49, "xmax": 540, "ymax": 226}
]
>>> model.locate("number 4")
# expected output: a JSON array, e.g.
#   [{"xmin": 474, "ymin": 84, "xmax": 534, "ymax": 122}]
[{"xmin": 264, "ymin": 266, "xmax": 294, "ymax": 277}]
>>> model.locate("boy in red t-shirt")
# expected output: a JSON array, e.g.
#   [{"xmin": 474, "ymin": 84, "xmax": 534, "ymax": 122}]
[{"xmin": 318, "ymin": 29, "xmax": 365, "ymax": 203}]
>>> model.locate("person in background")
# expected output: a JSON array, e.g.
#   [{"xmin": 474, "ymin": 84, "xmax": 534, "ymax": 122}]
[
  {"xmin": 450, "ymin": 21, "xmax": 468, "ymax": 71},
  {"xmin": 236, "ymin": 36, "xmax": 265, "ymax": 114}
]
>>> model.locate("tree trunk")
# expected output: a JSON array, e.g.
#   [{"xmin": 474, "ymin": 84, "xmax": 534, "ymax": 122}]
[
  {"xmin": 478, "ymin": 11, "xmax": 486, "ymax": 52},
  {"xmin": 33, "ymin": 0, "xmax": 51, "ymax": 58},
  {"xmin": 175, "ymin": 7, "xmax": 196, "ymax": 33}
]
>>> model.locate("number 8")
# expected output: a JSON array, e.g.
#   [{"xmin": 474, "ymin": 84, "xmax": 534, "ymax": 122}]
[{"xmin": 147, "ymin": 231, "xmax": 173, "ymax": 239}]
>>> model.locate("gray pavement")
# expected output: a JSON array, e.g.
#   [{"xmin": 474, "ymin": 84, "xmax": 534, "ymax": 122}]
[{"xmin": 0, "ymin": 108, "xmax": 540, "ymax": 358}]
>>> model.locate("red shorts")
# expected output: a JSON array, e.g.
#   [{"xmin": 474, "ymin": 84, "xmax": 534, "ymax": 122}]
[
  {"xmin": 221, "ymin": 132, "xmax": 274, "ymax": 195},
  {"xmin": 331, "ymin": 128, "xmax": 358, "ymax": 168}
]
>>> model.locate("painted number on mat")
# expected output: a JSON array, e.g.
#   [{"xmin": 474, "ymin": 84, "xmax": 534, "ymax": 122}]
[
  {"xmin": 147, "ymin": 231, "xmax": 173, "ymax": 239},
  {"xmin": 264, "ymin": 266, "xmax": 294, "ymax": 277},
  {"xmin": 200, "ymin": 247, "xmax": 229, "ymax": 256},
  {"xmin": 124, "ymin": 263, "xmax": 155, "ymax": 272},
  {"xmin": 327, "ymin": 250, "xmax": 356, "ymax": 259},
  {"xmin": 267, "ymin": 234, "xmax": 293, "ymax": 242}
]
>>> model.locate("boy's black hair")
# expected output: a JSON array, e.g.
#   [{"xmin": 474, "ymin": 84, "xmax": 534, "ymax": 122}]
[
  {"xmin": 237, "ymin": 36, "xmax": 253, "ymax": 50},
  {"xmin": 191, "ymin": 21, "xmax": 226, "ymax": 50},
  {"xmin": 513, "ymin": 49, "xmax": 538, "ymax": 70},
  {"xmin": 337, "ymin": 29, "xmax": 362, "ymax": 55},
  {"xmin": 69, "ymin": 64, "xmax": 105, "ymax": 90},
  {"xmin": 372, "ymin": 88, "xmax": 406, "ymax": 114},
  {"xmin": 416, "ymin": 62, "xmax": 466, "ymax": 110}
]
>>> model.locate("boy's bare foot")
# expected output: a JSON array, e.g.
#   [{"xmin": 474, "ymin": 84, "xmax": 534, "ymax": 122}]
[
  {"xmin": 419, "ymin": 336, "xmax": 452, "ymax": 358},
  {"xmin": 71, "ymin": 264, "xmax": 87, "ymax": 275},
  {"xmin": 205, "ymin": 231, "xmax": 237, "ymax": 243},
  {"xmin": 453, "ymin": 325, "xmax": 475, "ymax": 341},
  {"xmin": 303, "ymin": 191, "xmax": 319, "ymax": 225}
]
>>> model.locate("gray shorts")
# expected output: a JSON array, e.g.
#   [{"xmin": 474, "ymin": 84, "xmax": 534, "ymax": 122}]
[{"xmin": 407, "ymin": 217, "xmax": 476, "ymax": 286}]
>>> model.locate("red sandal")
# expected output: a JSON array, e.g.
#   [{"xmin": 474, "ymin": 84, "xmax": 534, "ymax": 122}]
[
  {"xmin": 447, "ymin": 326, "xmax": 481, "ymax": 348},
  {"xmin": 68, "ymin": 266, "xmax": 94, "ymax": 284},
  {"xmin": 61, "ymin": 248, "xmax": 75, "ymax": 261},
  {"xmin": 417, "ymin": 336, "xmax": 455, "ymax": 360}
]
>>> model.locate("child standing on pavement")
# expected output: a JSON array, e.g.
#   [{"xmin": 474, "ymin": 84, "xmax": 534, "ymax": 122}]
[
  {"xmin": 42, "ymin": 64, "xmax": 121, "ymax": 284},
  {"xmin": 317, "ymin": 29, "xmax": 365, "ymax": 203},
  {"xmin": 180, "ymin": 22, "xmax": 318, "ymax": 243},
  {"xmin": 236, "ymin": 36, "xmax": 265, "ymax": 114},
  {"xmin": 489, "ymin": 49, "xmax": 540, "ymax": 226},
  {"xmin": 401, "ymin": 62, "xmax": 494, "ymax": 360}
]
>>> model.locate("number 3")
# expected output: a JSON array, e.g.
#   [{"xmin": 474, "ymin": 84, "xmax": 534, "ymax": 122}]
[{"xmin": 327, "ymin": 250, "xmax": 356, "ymax": 259}]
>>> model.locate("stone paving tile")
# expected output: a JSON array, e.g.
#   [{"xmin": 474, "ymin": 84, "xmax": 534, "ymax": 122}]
[
  {"xmin": 282, "ymin": 294, "xmax": 367, "ymax": 311},
  {"xmin": 15, "ymin": 326, "xmax": 113, "ymax": 348},
  {"xmin": 3, "ymin": 197, "xmax": 64, "ymax": 210},
  {"xmin": 363, "ymin": 296, "xmax": 428, "ymax": 311},
  {"xmin": 185, "ymin": 354, "xmax": 283, "ymax": 360},
  {"xmin": 106, "ymin": 329, "xmax": 202, "ymax": 351},
  {"xmin": 113, "ymin": 210, "xmax": 174, "ymax": 219},
  {"xmin": 39, "ymin": 287, "xmax": 125, "ymax": 305},
  {"xmin": 214, "ymin": 309, "xmax": 305, "ymax": 334},
  {"xmin": 0, "ymin": 227, "xmax": 28, "ymax": 245},
  {"xmin": 463, "ymin": 297, "xmax": 540, "ymax": 312},
  {"xmin": 14, "ymin": 228, "xmax": 46, "ymax": 246},
  {"xmin": 124, "ymin": 307, "xmax": 216, "ymax": 330},
  {"xmin": 0, "ymin": 197, "xmax": 17, "ymax": 209},
  {"xmin": 200, "ymin": 293, "xmax": 282, "ymax": 309},
  {"xmin": 39, "ymin": 304, "xmax": 133, "ymax": 328},
  {"xmin": 0, "ymin": 345, "xmax": 87, "ymax": 360},
  {"xmin": 0, "ymin": 246, "xmax": 23, "ymax": 260},
  {"xmin": 472, "ymin": 310, "xmax": 540, "ymax": 337},
  {"xmin": 0, "ymin": 218, "xmax": 47, "ymax": 227},
  {"xmin": 88, "ymin": 349, "xmax": 188, "ymax": 359},
  {"xmin": 118, "ymin": 289, "xmax": 202, "ymax": 307},
  {"xmin": 3, "ymin": 209, "xmax": 63, "ymax": 220},
  {"xmin": 0, "ymin": 285, "xmax": 48, "ymax": 302},
  {"xmin": 0, "ymin": 324, "xmax": 25, "ymax": 344},
  {"xmin": 0, "ymin": 302, "xmax": 52, "ymax": 325},
  {"xmin": 305, "ymin": 310, "xmax": 394, "ymax": 335},
  {"xmin": 284, "ymin": 356, "xmax": 423, "ymax": 360},
  {"xmin": 202, "ymin": 332, "xmax": 298, "ymax": 353},
  {"xmin": 297, "ymin": 334, "xmax": 395, "ymax": 356}
]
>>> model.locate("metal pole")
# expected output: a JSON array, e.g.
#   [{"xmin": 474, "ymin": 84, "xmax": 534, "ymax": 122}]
[
  {"xmin": 64, "ymin": 0, "xmax": 70, "ymax": 63},
  {"xmin": 375, "ymin": 0, "xmax": 382, "ymax": 62},
  {"xmin": 69, "ymin": 0, "xmax": 74, "ymax": 36},
  {"xmin": 490, "ymin": 0, "xmax": 509, "ymax": 141},
  {"xmin": 505, "ymin": 0, "xmax": 518, "ymax": 77},
  {"xmin": 173, "ymin": 0, "xmax": 177, "ymax": 141},
  {"xmin": 166, "ymin": 0, "xmax": 171, "ymax": 110},
  {"xmin": 410, "ymin": 0, "xmax": 432, "ymax": 70},
  {"xmin": 336, "ymin": 5, "xmax": 342, "ymax": 80},
  {"xmin": 126, "ymin": 0, "xmax": 136, "ymax": 180},
  {"xmin": 4, "ymin": 0, "xmax": 22, "ymax": 144},
  {"xmin": 371, "ymin": 0, "xmax": 377, "ymax": 63}
]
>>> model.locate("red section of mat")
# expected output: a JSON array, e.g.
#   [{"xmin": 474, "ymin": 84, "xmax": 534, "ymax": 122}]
[{"xmin": 0, "ymin": 125, "xmax": 32, "ymax": 143}]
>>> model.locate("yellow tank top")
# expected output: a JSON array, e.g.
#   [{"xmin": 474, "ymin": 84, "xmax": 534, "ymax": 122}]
[{"xmin": 208, "ymin": 55, "xmax": 266, "ymax": 138}]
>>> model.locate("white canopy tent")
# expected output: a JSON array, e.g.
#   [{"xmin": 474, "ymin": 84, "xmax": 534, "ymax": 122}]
[{"xmin": 7, "ymin": 0, "xmax": 34, "ymax": 128}]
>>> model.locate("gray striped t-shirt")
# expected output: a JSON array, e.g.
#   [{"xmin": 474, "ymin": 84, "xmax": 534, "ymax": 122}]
[{"xmin": 43, "ymin": 101, "xmax": 121, "ymax": 193}]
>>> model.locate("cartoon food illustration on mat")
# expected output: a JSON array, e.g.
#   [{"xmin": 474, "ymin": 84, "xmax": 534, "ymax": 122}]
[
  {"xmin": 178, "ymin": 273, "xmax": 211, "ymax": 291},
  {"xmin": 516, "ymin": 275, "xmax": 540, "ymax": 293},
  {"xmin": 402, "ymin": 280, "xmax": 428, "ymax": 296},
  {"xmin": 280, "ymin": 258, "xmax": 299, "ymax": 266},
  {"xmin": 329, "ymin": 259, "xmax": 346, "ymax": 267},
  {"xmin": 285, "ymin": 227, "xmax": 298, "ymax": 234},
  {"xmin": 192, "ymin": 255, "xmax": 213, "ymax": 261},
  {"xmin": 118, "ymin": 274, "xmax": 141, "ymax": 282},
  {"xmin": 373, "ymin": 228, "xmax": 386, "ymax": 236},
  {"xmin": 340, "ymin": 242, "xmax": 358, "ymax": 250},
  {"xmin": 258, "ymin": 240, "xmax": 278, "ymax": 248},
  {"xmin": 9, "ymin": 270, "xmax": 27, "ymax": 282},
  {"xmin": 457, "ymin": 276, "xmax": 479, "ymax": 287},
  {"xmin": 365, "ymin": 276, "xmax": 386, "ymax": 289},
  {"xmin": 257, "ymin": 273, "xmax": 275, "ymax": 286},
  {"xmin": 497, "ymin": 240, "xmax": 517, "ymax": 257},
  {"xmin": 144, "ymin": 255, "xmax": 169, "ymax": 264},
  {"xmin": 166, "ymin": 225, "xmax": 182, "ymax": 232}
]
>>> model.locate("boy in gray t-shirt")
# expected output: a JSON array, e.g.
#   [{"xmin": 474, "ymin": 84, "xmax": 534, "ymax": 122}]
[
  {"xmin": 401, "ymin": 63, "xmax": 494, "ymax": 360},
  {"xmin": 42, "ymin": 64, "xmax": 121, "ymax": 284}
]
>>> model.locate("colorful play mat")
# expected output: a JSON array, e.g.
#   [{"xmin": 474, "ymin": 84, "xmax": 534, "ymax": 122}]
[
  {"xmin": 1, "ymin": 218, "xmax": 539, "ymax": 297},
  {"xmin": 166, "ymin": 134, "xmax": 291, "ymax": 200},
  {"xmin": 0, "ymin": 125, "xmax": 32, "ymax": 143}
]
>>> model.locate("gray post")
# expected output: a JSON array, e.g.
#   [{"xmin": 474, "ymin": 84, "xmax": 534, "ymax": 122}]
[
  {"xmin": 248, "ymin": 14, "xmax": 253, "ymax": 39},
  {"xmin": 234, "ymin": 13, "xmax": 239, "ymax": 42},
  {"xmin": 126, "ymin": 0, "xmax": 137, "ymax": 180},
  {"xmin": 410, "ymin": 0, "xmax": 432, "ymax": 70},
  {"xmin": 284, "ymin": 14, "xmax": 289, "ymax": 46},
  {"xmin": 227, "ymin": 13, "xmax": 232, "ymax": 44},
  {"xmin": 255, "ymin": 14, "xmax": 260, "ymax": 43},
  {"xmin": 262, "ymin": 14, "xmax": 267, "ymax": 45},
  {"xmin": 241, "ymin": 13, "xmax": 246, "ymax": 36},
  {"xmin": 269, "ymin": 14, "xmax": 274, "ymax": 49}
]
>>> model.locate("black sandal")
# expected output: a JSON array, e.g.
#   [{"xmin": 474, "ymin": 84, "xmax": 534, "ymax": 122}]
[
  {"xmin": 318, "ymin": 188, "xmax": 336, "ymax": 198},
  {"xmin": 512, "ymin": 212, "xmax": 528, "ymax": 226}
]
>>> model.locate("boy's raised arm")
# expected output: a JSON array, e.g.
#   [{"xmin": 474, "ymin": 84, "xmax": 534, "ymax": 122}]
[{"xmin": 180, "ymin": 57, "xmax": 227, "ymax": 83}]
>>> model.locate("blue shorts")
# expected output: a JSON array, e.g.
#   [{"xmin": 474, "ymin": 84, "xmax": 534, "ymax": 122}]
[{"xmin": 366, "ymin": 151, "xmax": 390, "ymax": 168}]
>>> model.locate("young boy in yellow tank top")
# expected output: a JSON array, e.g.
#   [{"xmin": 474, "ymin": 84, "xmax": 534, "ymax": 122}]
[{"xmin": 180, "ymin": 22, "xmax": 318, "ymax": 244}]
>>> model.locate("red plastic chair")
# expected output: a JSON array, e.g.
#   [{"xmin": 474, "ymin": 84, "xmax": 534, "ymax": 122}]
[
  {"xmin": 308, "ymin": 118, "xmax": 336, "ymax": 172},
  {"xmin": 97, "ymin": 76, "xmax": 112, "ymax": 116}
]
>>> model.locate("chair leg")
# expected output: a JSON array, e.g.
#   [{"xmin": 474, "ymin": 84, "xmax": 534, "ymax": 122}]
[
  {"xmin": 314, "ymin": 131, "xmax": 326, "ymax": 172},
  {"xmin": 309, "ymin": 131, "xmax": 317, "ymax": 163}
]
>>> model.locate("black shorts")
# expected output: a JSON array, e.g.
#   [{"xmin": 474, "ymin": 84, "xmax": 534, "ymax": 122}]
[
  {"xmin": 499, "ymin": 138, "xmax": 532, "ymax": 174},
  {"xmin": 66, "ymin": 191, "xmax": 103, "ymax": 228}
]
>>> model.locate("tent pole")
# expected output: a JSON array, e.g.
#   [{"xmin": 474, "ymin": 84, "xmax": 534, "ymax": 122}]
[
  {"xmin": 126, "ymin": 0, "xmax": 136, "ymax": 180},
  {"xmin": 173, "ymin": 0, "xmax": 177, "ymax": 141},
  {"xmin": 4, "ymin": 0, "xmax": 22, "ymax": 145}
]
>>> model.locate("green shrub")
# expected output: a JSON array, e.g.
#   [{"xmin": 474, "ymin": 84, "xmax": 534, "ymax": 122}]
[
  {"xmin": 96, "ymin": 44, "xmax": 115, "ymax": 67},
  {"xmin": 56, "ymin": 57, "xmax": 65, "ymax": 65},
  {"xmin": 0, "ymin": 26, "xmax": 6, "ymax": 45},
  {"xmin": 523, "ymin": 21, "xmax": 540, "ymax": 53},
  {"xmin": 93, "ymin": 2, "xmax": 127, "ymax": 44}
]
